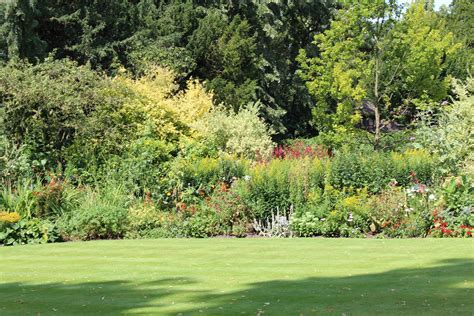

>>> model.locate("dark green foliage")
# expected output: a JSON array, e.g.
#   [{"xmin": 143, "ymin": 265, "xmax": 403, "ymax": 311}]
[
  {"xmin": 190, "ymin": 14, "xmax": 260, "ymax": 110},
  {"xmin": 3, "ymin": 0, "xmax": 47, "ymax": 61},
  {"xmin": 0, "ymin": 0, "xmax": 338, "ymax": 137},
  {"xmin": 0, "ymin": 3, "xmax": 8, "ymax": 62},
  {"xmin": 0, "ymin": 59, "xmax": 112, "ymax": 167},
  {"xmin": 0, "ymin": 218, "xmax": 59, "ymax": 246},
  {"xmin": 0, "ymin": 1, "xmax": 472, "ymax": 243}
]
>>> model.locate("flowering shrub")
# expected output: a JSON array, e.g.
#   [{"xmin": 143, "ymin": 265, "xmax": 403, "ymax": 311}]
[
  {"xmin": 430, "ymin": 209, "xmax": 473, "ymax": 238},
  {"xmin": 167, "ymin": 156, "xmax": 249, "ymax": 208},
  {"xmin": 272, "ymin": 141, "xmax": 330, "ymax": 160},
  {"xmin": 329, "ymin": 149, "xmax": 436, "ymax": 193},
  {"xmin": 429, "ymin": 175, "xmax": 473, "ymax": 238},
  {"xmin": 0, "ymin": 211, "xmax": 21, "ymax": 224},
  {"xmin": 291, "ymin": 186, "xmax": 370, "ymax": 237},
  {"xmin": 204, "ymin": 188, "xmax": 250, "ymax": 236}
]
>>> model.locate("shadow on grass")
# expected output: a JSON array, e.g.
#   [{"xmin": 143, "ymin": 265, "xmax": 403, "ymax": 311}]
[
  {"xmin": 0, "ymin": 277, "xmax": 201, "ymax": 315},
  {"xmin": 181, "ymin": 258, "xmax": 474, "ymax": 315},
  {"xmin": 0, "ymin": 259, "xmax": 472, "ymax": 315}
]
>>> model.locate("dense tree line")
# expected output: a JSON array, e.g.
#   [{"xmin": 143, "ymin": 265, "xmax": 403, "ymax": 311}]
[{"xmin": 0, "ymin": 0, "xmax": 472, "ymax": 141}]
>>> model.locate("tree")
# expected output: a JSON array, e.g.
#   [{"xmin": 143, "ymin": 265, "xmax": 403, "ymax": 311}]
[
  {"xmin": 3, "ymin": 0, "xmax": 46, "ymax": 61},
  {"xmin": 251, "ymin": 0, "xmax": 336, "ymax": 137},
  {"xmin": 298, "ymin": 1, "xmax": 459, "ymax": 148},
  {"xmin": 188, "ymin": 13, "xmax": 260, "ymax": 111},
  {"xmin": 124, "ymin": 0, "xmax": 199, "ymax": 81},
  {"xmin": 0, "ymin": 3, "xmax": 7, "ymax": 62},
  {"xmin": 441, "ymin": 0, "xmax": 474, "ymax": 79},
  {"xmin": 0, "ymin": 59, "xmax": 111, "ymax": 166}
]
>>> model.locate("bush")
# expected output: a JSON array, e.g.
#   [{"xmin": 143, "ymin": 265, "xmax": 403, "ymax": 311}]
[
  {"xmin": 0, "ymin": 59, "xmax": 113, "ymax": 168},
  {"xmin": 291, "ymin": 187, "xmax": 370, "ymax": 237},
  {"xmin": 0, "ymin": 214, "xmax": 59, "ymax": 246},
  {"xmin": 328, "ymin": 149, "xmax": 436, "ymax": 193},
  {"xmin": 167, "ymin": 155, "xmax": 249, "ymax": 207},
  {"xmin": 182, "ymin": 210, "xmax": 222, "ymax": 238},
  {"xmin": 414, "ymin": 77, "xmax": 474, "ymax": 175},
  {"xmin": 125, "ymin": 203, "xmax": 186, "ymax": 238},
  {"xmin": 192, "ymin": 102, "xmax": 274, "ymax": 160},
  {"xmin": 57, "ymin": 184, "xmax": 130, "ymax": 240},
  {"xmin": 203, "ymin": 188, "xmax": 250, "ymax": 236},
  {"xmin": 429, "ymin": 175, "xmax": 474, "ymax": 237},
  {"xmin": 290, "ymin": 212, "xmax": 323, "ymax": 237},
  {"xmin": 237, "ymin": 157, "xmax": 328, "ymax": 221}
]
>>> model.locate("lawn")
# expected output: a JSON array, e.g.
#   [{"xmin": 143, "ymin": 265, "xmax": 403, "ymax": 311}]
[{"xmin": 0, "ymin": 239, "xmax": 473, "ymax": 315}]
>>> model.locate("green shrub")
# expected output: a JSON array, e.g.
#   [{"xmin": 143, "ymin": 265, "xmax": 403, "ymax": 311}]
[
  {"xmin": 391, "ymin": 149, "xmax": 437, "ymax": 187},
  {"xmin": 96, "ymin": 136, "xmax": 175, "ymax": 196},
  {"xmin": 182, "ymin": 210, "xmax": 222, "ymax": 238},
  {"xmin": 328, "ymin": 149, "xmax": 436, "ymax": 193},
  {"xmin": 0, "ymin": 180, "xmax": 37, "ymax": 218},
  {"xmin": 167, "ymin": 155, "xmax": 249, "ymax": 207},
  {"xmin": 192, "ymin": 103, "xmax": 274, "ymax": 160},
  {"xmin": 291, "ymin": 188, "xmax": 370, "ymax": 237},
  {"xmin": 237, "ymin": 157, "xmax": 328, "ymax": 220},
  {"xmin": 440, "ymin": 175, "xmax": 473, "ymax": 217},
  {"xmin": 429, "ymin": 175, "xmax": 474, "ymax": 238},
  {"xmin": 0, "ymin": 216, "xmax": 59, "ymax": 246},
  {"xmin": 57, "ymin": 184, "xmax": 130, "ymax": 240},
  {"xmin": 125, "ymin": 204, "xmax": 163, "ymax": 239},
  {"xmin": 414, "ymin": 77, "xmax": 474, "ymax": 175},
  {"xmin": 290, "ymin": 212, "xmax": 323, "ymax": 236},
  {"xmin": 0, "ymin": 59, "xmax": 114, "ymax": 168}
]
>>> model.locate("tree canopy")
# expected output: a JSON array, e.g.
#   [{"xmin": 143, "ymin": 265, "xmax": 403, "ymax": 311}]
[{"xmin": 0, "ymin": 0, "xmax": 471, "ymax": 141}]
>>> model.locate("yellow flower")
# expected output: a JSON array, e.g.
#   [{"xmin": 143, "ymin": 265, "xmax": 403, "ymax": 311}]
[
  {"xmin": 342, "ymin": 196, "xmax": 360, "ymax": 208},
  {"xmin": 0, "ymin": 211, "xmax": 21, "ymax": 224}
]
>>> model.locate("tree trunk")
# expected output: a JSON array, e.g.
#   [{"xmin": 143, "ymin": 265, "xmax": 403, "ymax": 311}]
[
  {"xmin": 373, "ymin": 55, "xmax": 381, "ymax": 150},
  {"xmin": 374, "ymin": 105, "xmax": 381, "ymax": 150}
]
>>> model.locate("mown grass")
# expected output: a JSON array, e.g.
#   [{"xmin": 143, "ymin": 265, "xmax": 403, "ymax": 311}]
[{"xmin": 0, "ymin": 238, "xmax": 473, "ymax": 315}]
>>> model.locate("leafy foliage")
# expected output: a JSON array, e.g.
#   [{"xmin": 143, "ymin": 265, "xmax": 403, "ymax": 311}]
[
  {"xmin": 192, "ymin": 102, "xmax": 274, "ymax": 159},
  {"xmin": 414, "ymin": 77, "xmax": 474, "ymax": 175},
  {"xmin": 298, "ymin": 1, "xmax": 459, "ymax": 148}
]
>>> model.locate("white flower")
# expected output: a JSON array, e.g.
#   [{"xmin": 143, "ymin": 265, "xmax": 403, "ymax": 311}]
[
  {"xmin": 428, "ymin": 194, "xmax": 436, "ymax": 201},
  {"xmin": 244, "ymin": 175, "xmax": 251, "ymax": 181},
  {"xmin": 348, "ymin": 212, "xmax": 353, "ymax": 222}
]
